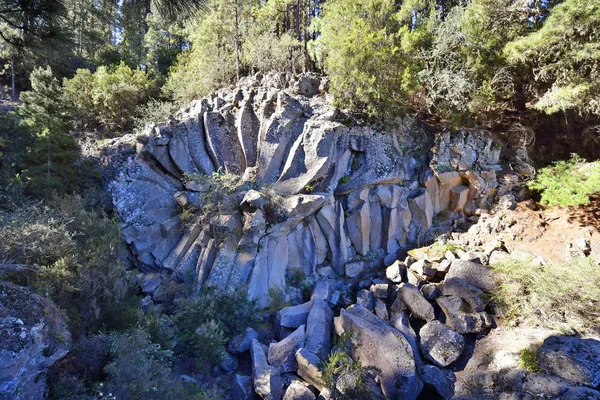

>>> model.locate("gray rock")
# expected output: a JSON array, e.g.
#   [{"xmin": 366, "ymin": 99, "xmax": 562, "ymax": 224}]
[
  {"xmin": 420, "ymin": 283, "xmax": 441, "ymax": 301},
  {"xmin": 283, "ymin": 380, "xmax": 315, "ymax": 400},
  {"xmin": 436, "ymin": 295, "xmax": 493, "ymax": 334},
  {"xmin": 220, "ymin": 352, "xmax": 239, "ymax": 372},
  {"xmin": 0, "ymin": 282, "xmax": 71, "ymax": 400},
  {"xmin": 279, "ymin": 300, "xmax": 314, "ymax": 329},
  {"xmin": 338, "ymin": 304, "xmax": 422, "ymax": 400},
  {"xmin": 297, "ymin": 74, "xmax": 321, "ymax": 97},
  {"xmin": 231, "ymin": 374, "xmax": 256, "ymax": 400},
  {"xmin": 374, "ymin": 298, "xmax": 389, "ymax": 320},
  {"xmin": 345, "ymin": 261, "xmax": 365, "ymax": 278},
  {"xmin": 370, "ymin": 282, "xmax": 389, "ymax": 299},
  {"xmin": 442, "ymin": 276, "xmax": 486, "ymax": 312},
  {"xmin": 356, "ymin": 289, "xmax": 374, "ymax": 311},
  {"xmin": 336, "ymin": 370, "xmax": 384, "ymax": 399},
  {"xmin": 537, "ymin": 336, "xmax": 600, "ymax": 387},
  {"xmin": 522, "ymin": 373, "xmax": 571, "ymax": 398},
  {"xmin": 204, "ymin": 111, "xmax": 246, "ymax": 175},
  {"xmin": 419, "ymin": 321, "xmax": 464, "ymax": 367},
  {"xmin": 410, "ymin": 259, "xmax": 437, "ymax": 280},
  {"xmin": 418, "ymin": 365, "xmax": 456, "ymax": 399},
  {"xmin": 386, "ymin": 260, "xmax": 406, "ymax": 283},
  {"xmin": 268, "ymin": 325, "xmax": 306, "ymax": 373},
  {"xmin": 446, "ymin": 260, "xmax": 497, "ymax": 294},
  {"xmin": 251, "ymin": 339, "xmax": 283, "ymax": 400},
  {"xmin": 561, "ymin": 386, "xmax": 600, "ymax": 400},
  {"xmin": 305, "ymin": 298, "xmax": 333, "ymax": 361},
  {"xmin": 398, "ymin": 283, "xmax": 435, "ymax": 322},
  {"xmin": 296, "ymin": 348, "xmax": 325, "ymax": 390},
  {"xmin": 229, "ymin": 327, "xmax": 259, "ymax": 354}
]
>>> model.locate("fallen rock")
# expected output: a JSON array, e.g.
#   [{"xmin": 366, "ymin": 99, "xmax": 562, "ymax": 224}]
[
  {"xmin": 338, "ymin": 304, "xmax": 422, "ymax": 399},
  {"xmin": 345, "ymin": 261, "xmax": 365, "ymax": 278},
  {"xmin": 231, "ymin": 374, "xmax": 255, "ymax": 400},
  {"xmin": 374, "ymin": 298, "xmax": 389, "ymax": 320},
  {"xmin": 419, "ymin": 321, "xmax": 464, "ymax": 367},
  {"xmin": 305, "ymin": 298, "xmax": 333, "ymax": 361},
  {"xmin": 0, "ymin": 282, "xmax": 71, "ymax": 400},
  {"xmin": 537, "ymin": 336, "xmax": 600, "ymax": 388},
  {"xmin": 228, "ymin": 327, "xmax": 259, "ymax": 354},
  {"xmin": 279, "ymin": 300, "xmax": 313, "ymax": 329},
  {"xmin": 442, "ymin": 276, "xmax": 486, "ymax": 312},
  {"xmin": 283, "ymin": 380, "xmax": 315, "ymax": 400},
  {"xmin": 561, "ymin": 386, "xmax": 600, "ymax": 400},
  {"xmin": 398, "ymin": 283, "xmax": 435, "ymax": 322},
  {"xmin": 251, "ymin": 339, "xmax": 283, "ymax": 400},
  {"xmin": 418, "ymin": 365, "xmax": 455, "ymax": 399},
  {"xmin": 268, "ymin": 325, "xmax": 306, "ymax": 373},
  {"xmin": 296, "ymin": 348, "xmax": 325, "ymax": 391},
  {"xmin": 446, "ymin": 260, "xmax": 497, "ymax": 294},
  {"xmin": 386, "ymin": 260, "xmax": 406, "ymax": 283},
  {"xmin": 436, "ymin": 295, "xmax": 492, "ymax": 334},
  {"xmin": 420, "ymin": 283, "xmax": 441, "ymax": 301},
  {"xmin": 336, "ymin": 370, "xmax": 385, "ymax": 399},
  {"xmin": 355, "ymin": 289, "xmax": 374, "ymax": 311}
]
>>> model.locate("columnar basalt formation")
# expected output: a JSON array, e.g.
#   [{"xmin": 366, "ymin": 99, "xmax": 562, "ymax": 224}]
[{"xmin": 110, "ymin": 73, "xmax": 502, "ymax": 306}]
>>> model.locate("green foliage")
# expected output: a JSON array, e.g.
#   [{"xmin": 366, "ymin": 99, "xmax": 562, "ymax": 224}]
[
  {"xmin": 0, "ymin": 195, "xmax": 141, "ymax": 336},
  {"xmin": 320, "ymin": 0, "xmax": 410, "ymax": 117},
  {"xmin": 184, "ymin": 171, "xmax": 242, "ymax": 221},
  {"xmin": 133, "ymin": 99, "xmax": 179, "ymax": 133},
  {"xmin": 105, "ymin": 328, "xmax": 209, "ymax": 400},
  {"xmin": 505, "ymin": 0, "xmax": 600, "ymax": 117},
  {"xmin": 171, "ymin": 287, "xmax": 258, "ymax": 369},
  {"xmin": 18, "ymin": 67, "xmax": 79, "ymax": 197},
  {"xmin": 64, "ymin": 63, "xmax": 157, "ymax": 132},
  {"xmin": 520, "ymin": 349, "xmax": 543, "ymax": 373},
  {"xmin": 321, "ymin": 350, "xmax": 384, "ymax": 400},
  {"xmin": 528, "ymin": 154, "xmax": 600, "ymax": 207},
  {"xmin": 490, "ymin": 253, "xmax": 600, "ymax": 333}
]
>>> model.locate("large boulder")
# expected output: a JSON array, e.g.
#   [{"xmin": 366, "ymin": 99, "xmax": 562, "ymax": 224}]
[
  {"xmin": 442, "ymin": 276, "xmax": 486, "ymax": 312},
  {"xmin": 251, "ymin": 339, "xmax": 283, "ymax": 400},
  {"xmin": 537, "ymin": 336, "xmax": 600, "ymax": 388},
  {"xmin": 295, "ymin": 348, "xmax": 325, "ymax": 391},
  {"xmin": 446, "ymin": 260, "xmax": 497, "ymax": 294},
  {"xmin": 436, "ymin": 295, "xmax": 492, "ymax": 334},
  {"xmin": 338, "ymin": 304, "xmax": 422, "ymax": 400},
  {"xmin": 419, "ymin": 321, "xmax": 464, "ymax": 367},
  {"xmin": 398, "ymin": 283, "xmax": 435, "ymax": 322},
  {"xmin": 0, "ymin": 282, "xmax": 71, "ymax": 400},
  {"xmin": 305, "ymin": 298, "xmax": 333, "ymax": 360},
  {"xmin": 268, "ymin": 325, "xmax": 306, "ymax": 373},
  {"xmin": 283, "ymin": 380, "xmax": 315, "ymax": 400}
]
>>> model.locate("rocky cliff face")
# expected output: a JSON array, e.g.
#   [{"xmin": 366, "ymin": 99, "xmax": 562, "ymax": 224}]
[
  {"xmin": 0, "ymin": 282, "xmax": 71, "ymax": 400},
  {"xmin": 110, "ymin": 73, "xmax": 506, "ymax": 306}
]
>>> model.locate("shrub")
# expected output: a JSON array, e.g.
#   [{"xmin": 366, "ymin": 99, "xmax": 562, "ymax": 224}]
[
  {"xmin": 519, "ymin": 349, "xmax": 543, "ymax": 373},
  {"xmin": 528, "ymin": 154, "xmax": 600, "ymax": 207},
  {"xmin": 133, "ymin": 99, "xmax": 179, "ymax": 133},
  {"xmin": 64, "ymin": 63, "xmax": 156, "ymax": 132},
  {"xmin": 321, "ymin": 350, "xmax": 384, "ymax": 400},
  {"xmin": 490, "ymin": 253, "xmax": 600, "ymax": 333}
]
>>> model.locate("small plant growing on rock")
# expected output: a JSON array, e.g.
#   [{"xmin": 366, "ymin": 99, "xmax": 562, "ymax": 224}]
[{"xmin": 519, "ymin": 349, "xmax": 543, "ymax": 373}]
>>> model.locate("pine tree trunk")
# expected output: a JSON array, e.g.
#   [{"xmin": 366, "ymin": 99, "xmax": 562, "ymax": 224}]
[
  {"xmin": 234, "ymin": 0, "xmax": 240, "ymax": 81},
  {"xmin": 11, "ymin": 56, "xmax": 15, "ymax": 101}
]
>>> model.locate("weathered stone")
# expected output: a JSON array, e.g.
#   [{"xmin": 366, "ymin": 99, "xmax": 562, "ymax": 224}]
[
  {"xmin": 238, "ymin": 100, "xmax": 261, "ymax": 167},
  {"xmin": 418, "ymin": 365, "xmax": 455, "ymax": 399},
  {"xmin": 398, "ymin": 283, "xmax": 435, "ymax": 322},
  {"xmin": 338, "ymin": 304, "xmax": 422, "ymax": 399},
  {"xmin": 442, "ymin": 276, "xmax": 486, "ymax": 312},
  {"xmin": 436, "ymin": 295, "xmax": 493, "ymax": 334},
  {"xmin": 0, "ymin": 282, "xmax": 71, "ymax": 400},
  {"xmin": 386, "ymin": 260, "xmax": 406, "ymax": 283},
  {"xmin": 537, "ymin": 336, "xmax": 600, "ymax": 388},
  {"xmin": 231, "ymin": 374, "xmax": 256, "ymax": 400},
  {"xmin": 419, "ymin": 321, "xmax": 464, "ymax": 367},
  {"xmin": 446, "ymin": 259, "xmax": 497, "ymax": 294},
  {"xmin": 296, "ymin": 348, "xmax": 325, "ymax": 390},
  {"xmin": 204, "ymin": 111, "xmax": 246, "ymax": 175},
  {"xmin": 297, "ymin": 73, "xmax": 321, "ymax": 97},
  {"xmin": 374, "ymin": 298, "xmax": 389, "ymax": 320},
  {"xmin": 370, "ymin": 282, "xmax": 389, "ymax": 299},
  {"xmin": 356, "ymin": 289, "xmax": 374, "ymax": 311},
  {"xmin": 283, "ymin": 380, "xmax": 315, "ymax": 400},
  {"xmin": 345, "ymin": 261, "xmax": 365, "ymax": 278},
  {"xmin": 420, "ymin": 283, "xmax": 441, "ymax": 301},
  {"xmin": 251, "ymin": 339, "xmax": 283, "ymax": 400},
  {"xmin": 279, "ymin": 300, "xmax": 314, "ymax": 329},
  {"xmin": 522, "ymin": 373, "xmax": 571, "ymax": 398},
  {"xmin": 268, "ymin": 325, "xmax": 306, "ymax": 373},
  {"xmin": 408, "ymin": 191, "xmax": 433, "ymax": 231},
  {"xmin": 305, "ymin": 298, "xmax": 333, "ymax": 361},
  {"xmin": 336, "ymin": 370, "xmax": 384, "ymax": 399},
  {"xmin": 409, "ymin": 259, "xmax": 437, "ymax": 280},
  {"xmin": 228, "ymin": 327, "xmax": 259, "ymax": 354},
  {"xmin": 220, "ymin": 352, "xmax": 239, "ymax": 372},
  {"xmin": 561, "ymin": 387, "xmax": 600, "ymax": 400}
]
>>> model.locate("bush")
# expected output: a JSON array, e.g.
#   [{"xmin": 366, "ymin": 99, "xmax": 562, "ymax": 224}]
[
  {"xmin": 321, "ymin": 350, "xmax": 384, "ymax": 400},
  {"xmin": 133, "ymin": 99, "xmax": 179, "ymax": 133},
  {"xmin": 105, "ymin": 328, "xmax": 208, "ymax": 400},
  {"xmin": 490, "ymin": 253, "xmax": 600, "ymax": 333},
  {"xmin": 171, "ymin": 287, "xmax": 259, "ymax": 369},
  {"xmin": 528, "ymin": 154, "xmax": 600, "ymax": 207},
  {"xmin": 64, "ymin": 63, "xmax": 157, "ymax": 132}
]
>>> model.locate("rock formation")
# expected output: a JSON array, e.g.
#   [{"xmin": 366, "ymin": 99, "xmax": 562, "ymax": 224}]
[
  {"xmin": 0, "ymin": 282, "xmax": 71, "ymax": 400},
  {"xmin": 110, "ymin": 72, "xmax": 503, "ymax": 307}
]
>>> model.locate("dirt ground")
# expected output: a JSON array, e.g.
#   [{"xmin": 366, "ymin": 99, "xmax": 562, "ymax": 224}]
[{"xmin": 493, "ymin": 197, "xmax": 600, "ymax": 265}]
